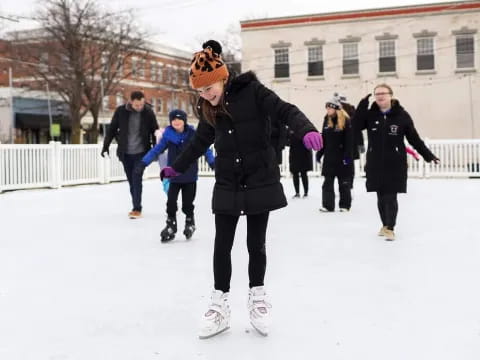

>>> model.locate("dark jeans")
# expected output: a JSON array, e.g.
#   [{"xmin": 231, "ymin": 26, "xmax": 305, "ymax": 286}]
[
  {"xmin": 121, "ymin": 153, "xmax": 146, "ymax": 212},
  {"xmin": 166, "ymin": 182, "xmax": 196, "ymax": 218},
  {"xmin": 213, "ymin": 212, "xmax": 269, "ymax": 292},
  {"xmin": 322, "ymin": 175, "xmax": 352, "ymax": 211},
  {"xmin": 377, "ymin": 192, "xmax": 398, "ymax": 230},
  {"xmin": 292, "ymin": 171, "xmax": 309, "ymax": 195}
]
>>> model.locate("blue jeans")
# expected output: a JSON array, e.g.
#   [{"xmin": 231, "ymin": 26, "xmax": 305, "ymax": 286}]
[{"xmin": 121, "ymin": 153, "xmax": 146, "ymax": 212}]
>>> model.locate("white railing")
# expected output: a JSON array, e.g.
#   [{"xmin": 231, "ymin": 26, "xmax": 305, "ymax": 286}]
[{"xmin": 1, "ymin": 139, "xmax": 479, "ymax": 192}]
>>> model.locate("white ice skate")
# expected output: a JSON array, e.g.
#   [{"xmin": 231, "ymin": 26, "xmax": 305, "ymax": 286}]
[
  {"xmin": 247, "ymin": 286, "xmax": 272, "ymax": 336},
  {"xmin": 198, "ymin": 290, "xmax": 231, "ymax": 339}
]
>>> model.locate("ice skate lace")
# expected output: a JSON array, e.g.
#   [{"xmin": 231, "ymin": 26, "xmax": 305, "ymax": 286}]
[
  {"xmin": 248, "ymin": 298, "xmax": 272, "ymax": 315},
  {"xmin": 205, "ymin": 303, "xmax": 227, "ymax": 324}
]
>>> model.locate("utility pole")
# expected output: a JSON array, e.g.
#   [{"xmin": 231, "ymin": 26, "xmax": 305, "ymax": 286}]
[
  {"xmin": 9, "ymin": 67, "xmax": 14, "ymax": 144},
  {"xmin": 46, "ymin": 82, "xmax": 53, "ymax": 141},
  {"xmin": 100, "ymin": 77, "xmax": 106, "ymax": 139},
  {"xmin": 468, "ymin": 74, "xmax": 474, "ymax": 139}
]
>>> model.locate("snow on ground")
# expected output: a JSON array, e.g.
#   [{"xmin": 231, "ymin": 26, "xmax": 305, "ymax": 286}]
[{"xmin": 0, "ymin": 176, "xmax": 479, "ymax": 360}]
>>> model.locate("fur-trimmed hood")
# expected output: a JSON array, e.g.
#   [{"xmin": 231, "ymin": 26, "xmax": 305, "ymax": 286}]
[{"xmin": 226, "ymin": 71, "xmax": 259, "ymax": 92}]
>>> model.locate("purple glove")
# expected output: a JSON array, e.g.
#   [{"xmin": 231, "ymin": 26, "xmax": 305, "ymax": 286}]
[
  {"xmin": 302, "ymin": 132, "xmax": 323, "ymax": 151},
  {"xmin": 160, "ymin": 166, "xmax": 180, "ymax": 180}
]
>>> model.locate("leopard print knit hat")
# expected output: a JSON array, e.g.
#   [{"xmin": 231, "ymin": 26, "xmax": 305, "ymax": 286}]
[{"xmin": 189, "ymin": 40, "xmax": 229, "ymax": 89}]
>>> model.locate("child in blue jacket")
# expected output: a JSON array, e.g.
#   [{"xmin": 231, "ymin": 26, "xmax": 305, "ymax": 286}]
[{"xmin": 140, "ymin": 109, "xmax": 215, "ymax": 242}]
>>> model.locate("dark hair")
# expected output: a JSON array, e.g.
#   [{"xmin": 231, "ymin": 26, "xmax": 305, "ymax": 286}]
[{"xmin": 130, "ymin": 91, "xmax": 145, "ymax": 101}]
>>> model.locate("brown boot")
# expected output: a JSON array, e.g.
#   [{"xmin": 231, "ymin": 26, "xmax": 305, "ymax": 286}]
[
  {"xmin": 378, "ymin": 226, "xmax": 388, "ymax": 236},
  {"xmin": 128, "ymin": 210, "xmax": 142, "ymax": 219},
  {"xmin": 384, "ymin": 229, "xmax": 395, "ymax": 241}
]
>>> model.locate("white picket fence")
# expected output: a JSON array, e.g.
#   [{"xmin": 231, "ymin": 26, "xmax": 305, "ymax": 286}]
[{"xmin": 1, "ymin": 139, "xmax": 479, "ymax": 192}]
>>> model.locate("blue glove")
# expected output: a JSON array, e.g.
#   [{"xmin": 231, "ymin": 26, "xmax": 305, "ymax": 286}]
[
  {"xmin": 162, "ymin": 178, "xmax": 170, "ymax": 194},
  {"xmin": 343, "ymin": 157, "xmax": 351, "ymax": 165},
  {"xmin": 208, "ymin": 161, "xmax": 215, "ymax": 170}
]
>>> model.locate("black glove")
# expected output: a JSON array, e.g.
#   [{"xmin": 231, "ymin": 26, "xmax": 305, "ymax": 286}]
[
  {"xmin": 100, "ymin": 148, "xmax": 109, "ymax": 157},
  {"xmin": 358, "ymin": 144, "xmax": 365, "ymax": 154},
  {"xmin": 315, "ymin": 151, "xmax": 323, "ymax": 163},
  {"xmin": 357, "ymin": 93, "xmax": 371, "ymax": 111},
  {"xmin": 133, "ymin": 162, "xmax": 146, "ymax": 175}
]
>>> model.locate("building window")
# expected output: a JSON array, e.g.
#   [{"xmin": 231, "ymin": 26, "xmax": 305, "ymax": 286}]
[
  {"xmin": 307, "ymin": 46, "xmax": 323, "ymax": 76},
  {"xmin": 157, "ymin": 65, "xmax": 163, "ymax": 82},
  {"xmin": 456, "ymin": 35, "xmax": 475, "ymax": 69},
  {"xmin": 131, "ymin": 58, "xmax": 137, "ymax": 77},
  {"xmin": 274, "ymin": 48, "xmax": 289, "ymax": 78},
  {"xmin": 417, "ymin": 38, "xmax": 435, "ymax": 70},
  {"xmin": 165, "ymin": 67, "xmax": 171, "ymax": 83},
  {"xmin": 156, "ymin": 98, "xmax": 163, "ymax": 114},
  {"xmin": 102, "ymin": 96, "xmax": 109, "ymax": 111},
  {"xmin": 379, "ymin": 40, "xmax": 396, "ymax": 73},
  {"xmin": 343, "ymin": 43, "xmax": 359, "ymax": 75},
  {"xmin": 116, "ymin": 93, "xmax": 123, "ymax": 107},
  {"xmin": 172, "ymin": 68, "xmax": 178, "ymax": 85},
  {"xmin": 150, "ymin": 62, "xmax": 156, "ymax": 81},
  {"xmin": 138, "ymin": 59, "xmax": 145, "ymax": 78}
]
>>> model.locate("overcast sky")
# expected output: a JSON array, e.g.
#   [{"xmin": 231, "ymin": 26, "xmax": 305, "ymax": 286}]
[{"xmin": 0, "ymin": 0, "xmax": 456, "ymax": 51}]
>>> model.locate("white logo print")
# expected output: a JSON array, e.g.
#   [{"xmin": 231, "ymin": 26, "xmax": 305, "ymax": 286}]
[{"xmin": 389, "ymin": 125, "xmax": 398, "ymax": 135}]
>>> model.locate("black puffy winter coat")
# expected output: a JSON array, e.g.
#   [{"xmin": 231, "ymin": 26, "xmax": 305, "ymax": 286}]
[
  {"xmin": 287, "ymin": 129, "xmax": 313, "ymax": 173},
  {"xmin": 102, "ymin": 103, "xmax": 158, "ymax": 160},
  {"xmin": 355, "ymin": 99, "xmax": 437, "ymax": 193},
  {"xmin": 317, "ymin": 115, "xmax": 354, "ymax": 178},
  {"xmin": 172, "ymin": 71, "xmax": 318, "ymax": 215}
]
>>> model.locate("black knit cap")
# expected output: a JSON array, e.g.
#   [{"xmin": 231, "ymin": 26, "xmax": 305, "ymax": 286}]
[{"xmin": 169, "ymin": 109, "xmax": 187, "ymax": 123}]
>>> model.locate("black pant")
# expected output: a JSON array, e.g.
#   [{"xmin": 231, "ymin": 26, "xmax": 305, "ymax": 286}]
[
  {"xmin": 377, "ymin": 192, "xmax": 398, "ymax": 230},
  {"xmin": 322, "ymin": 175, "xmax": 352, "ymax": 211},
  {"xmin": 292, "ymin": 171, "xmax": 309, "ymax": 195},
  {"xmin": 121, "ymin": 153, "xmax": 146, "ymax": 212},
  {"xmin": 213, "ymin": 212, "xmax": 269, "ymax": 292},
  {"xmin": 166, "ymin": 182, "xmax": 196, "ymax": 218}
]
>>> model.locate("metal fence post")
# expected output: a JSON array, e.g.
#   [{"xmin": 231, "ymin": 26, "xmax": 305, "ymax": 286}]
[{"xmin": 0, "ymin": 145, "xmax": 4, "ymax": 193}]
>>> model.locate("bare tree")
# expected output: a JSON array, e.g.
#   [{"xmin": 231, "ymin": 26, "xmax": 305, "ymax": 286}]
[
  {"xmin": 9, "ymin": 0, "xmax": 146, "ymax": 144},
  {"xmin": 82, "ymin": 11, "xmax": 147, "ymax": 143}
]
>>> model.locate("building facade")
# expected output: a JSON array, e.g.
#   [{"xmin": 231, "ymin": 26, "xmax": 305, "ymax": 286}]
[
  {"xmin": 0, "ymin": 32, "xmax": 195, "ymax": 143},
  {"xmin": 240, "ymin": 1, "xmax": 480, "ymax": 139}
]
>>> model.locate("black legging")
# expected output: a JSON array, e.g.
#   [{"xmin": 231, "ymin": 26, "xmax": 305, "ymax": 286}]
[
  {"xmin": 166, "ymin": 182, "xmax": 196, "ymax": 218},
  {"xmin": 292, "ymin": 171, "xmax": 309, "ymax": 195},
  {"xmin": 376, "ymin": 192, "xmax": 398, "ymax": 230},
  {"xmin": 322, "ymin": 175, "xmax": 352, "ymax": 211},
  {"xmin": 213, "ymin": 212, "xmax": 269, "ymax": 293}
]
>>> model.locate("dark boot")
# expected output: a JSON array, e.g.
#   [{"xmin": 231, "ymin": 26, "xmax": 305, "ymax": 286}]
[
  {"xmin": 183, "ymin": 215, "xmax": 196, "ymax": 240},
  {"xmin": 160, "ymin": 216, "xmax": 177, "ymax": 243}
]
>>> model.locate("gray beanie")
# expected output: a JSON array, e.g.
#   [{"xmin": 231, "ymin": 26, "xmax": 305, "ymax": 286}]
[{"xmin": 326, "ymin": 96, "xmax": 342, "ymax": 110}]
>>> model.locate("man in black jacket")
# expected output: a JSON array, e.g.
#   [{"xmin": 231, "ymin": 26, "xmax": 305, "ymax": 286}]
[{"xmin": 101, "ymin": 91, "xmax": 158, "ymax": 218}]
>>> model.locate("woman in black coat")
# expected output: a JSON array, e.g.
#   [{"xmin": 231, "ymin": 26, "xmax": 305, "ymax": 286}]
[
  {"xmin": 161, "ymin": 40, "xmax": 322, "ymax": 338},
  {"xmin": 287, "ymin": 127, "xmax": 313, "ymax": 197},
  {"xmin": 354, "ymin": 83, "xmax": 439, "ymax": 241},
  {"xmin": 316, "ymin": 97, "xmax": 354, "ymax": 212}
]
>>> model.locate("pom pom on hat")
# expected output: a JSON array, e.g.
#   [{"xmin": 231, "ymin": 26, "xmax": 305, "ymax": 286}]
[{"xmin": 202, "ymin": 40, "xmax": 222, "ymax": 55}]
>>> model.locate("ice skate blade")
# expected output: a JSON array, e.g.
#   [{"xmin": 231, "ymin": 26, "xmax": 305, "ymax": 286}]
[
  {"xmin": 160, "ymin": 235, "xmax": 175, "ymax": 243},
  {"xmin": 250, "ymin": 322, "xmax": 268, "ymax": 337},
  {"xmin": 198, "ymin": 325, "xmax": 230, "ymax": 339}
]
